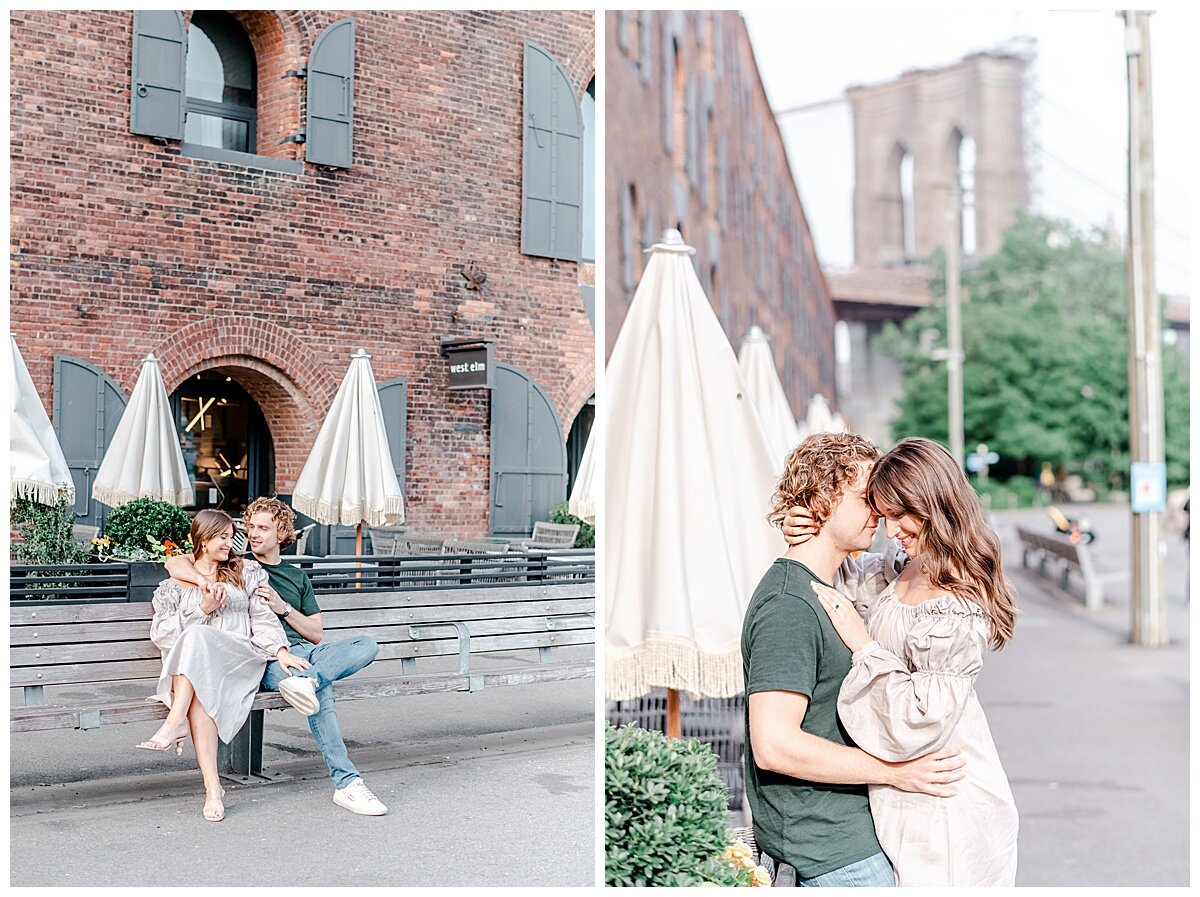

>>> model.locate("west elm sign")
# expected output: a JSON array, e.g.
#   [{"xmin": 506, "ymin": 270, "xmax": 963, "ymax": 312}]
[{"xmin": 440, "ymin": 338, "xmax": 495, "ymax": 390}]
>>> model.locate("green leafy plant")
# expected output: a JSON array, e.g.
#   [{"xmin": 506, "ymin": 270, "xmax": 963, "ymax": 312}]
[
  {"xmin": 101, "ymin": 498, "xmax": 192, "ymax": 560},
  {"xmin": 10, "ymin": 497, "xmax": 91, "ymax": 565},
  {"xmin": 605, "ymin": 723, "xmax": 750, "ymax": 887},
  {"xmin": 550, "ymin": 501, "xmax": 594, "ymax": 549}
]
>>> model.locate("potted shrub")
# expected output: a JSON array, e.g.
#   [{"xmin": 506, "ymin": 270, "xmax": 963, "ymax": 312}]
[
  {"xmin": 10, "ymin": 497, "xmax": 91, "ymax": 566},
  {"xmin": 605, "ymin": 723, "xmax": 767, "ymax": 886},
  {"xmin": 98, "ymin": 498, "xmax": 192, "ymax": 602},
  {"xmin": 549, "ymin": 500, "xmax": 594, "ymax": 549}
]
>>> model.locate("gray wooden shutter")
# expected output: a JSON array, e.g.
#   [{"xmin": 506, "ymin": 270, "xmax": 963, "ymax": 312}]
[
  {"xmin": 661, "ymin": 29, "xmax": 674, "ymax": 154},
  {"xmin": 52, "ymin": 356, "xmax": 128, "ymax": 531},
  {"xmin": 130, "ymin": 10, "xmax": 186, "ymax": 139},
  {"xmin": 306, "ymin": 17, "xmax": 355, "ymax": 168},
  {"xmin": 620, "ymin": 184, "xmax": 634, "ymax": 292},
  {"xmin": 489, "ymin": 364, "xmax": 566, "ymax": 537},
  {"xmin": 637, "ymin": 12, "xmax": 652, "ymax": 85},
  {"xmin": 377, "ymin": 379, "xmax": 408, "ymax": 493},
  {"xmin": 521, "ymin": 43, "xmax": 583, "ymax": 262},
  {"xmin": 580, "ymin": 284, "xmax": 595, "ymax": 331}
]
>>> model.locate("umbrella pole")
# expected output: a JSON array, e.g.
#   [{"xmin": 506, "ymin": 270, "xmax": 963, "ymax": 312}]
[
  {"xmin": 355, "ymin": 522, "xmax": 363, "ymax": 588},
  {"xmin": 666, "ymin": 688, "xmax": 682, "ymax": 739}
]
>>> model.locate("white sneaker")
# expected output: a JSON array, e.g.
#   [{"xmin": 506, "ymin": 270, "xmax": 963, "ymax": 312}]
[
  {"xmin": 277, "ymin": 675, "xmax": 320, "ymax": 716},
  {"xmin": 333, "ymin": 778, "xmax": 388, "ymax": 816}
]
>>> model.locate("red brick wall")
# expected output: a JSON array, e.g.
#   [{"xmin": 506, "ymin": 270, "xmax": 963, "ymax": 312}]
[
  {"xmin": 605, "ymin": 10, "xmax": 836, "ymax": 415},
  {"xmin": 10, "ymin": 9, "xmax": 595, "ymax": 538}
]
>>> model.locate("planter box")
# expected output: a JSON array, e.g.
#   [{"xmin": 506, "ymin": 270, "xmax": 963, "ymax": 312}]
[{"xmin": 127, "ymin": 561, "xmax": 167, "ymax": 603}]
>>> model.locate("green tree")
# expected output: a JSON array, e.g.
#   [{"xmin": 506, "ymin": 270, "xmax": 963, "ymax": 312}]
[{"xmin": 881, "ymin": 212, "xmax": 1189, "ymax": 488}]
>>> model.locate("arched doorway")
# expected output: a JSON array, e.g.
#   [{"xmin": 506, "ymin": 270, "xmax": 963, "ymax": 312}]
[
  {"xmin": 566, "ymin": 395, "xmax": 594, "ymax": 495},
  {"xmin": 170, "ymin": 370, "xmax": 274, "ymax": 519}
]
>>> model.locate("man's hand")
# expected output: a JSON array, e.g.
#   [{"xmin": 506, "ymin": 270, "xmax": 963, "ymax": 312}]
[
  {"xmin": 276, "ymin": 648, "xmax": 311, "ymax": 676},
  {"xmin": 782, "ymin": 506, "xmax": 819, "ymax": 546},
  {"xmin": 256, "ymin": 583, "xmax": 288, "ymax": 616},
  {"xmin": 198, "ymin": 584, "xmax": 226, "ymax": 615},
  {"xmin": 886, "ymin": 746, "xmax": 966, "ymax": 797}
]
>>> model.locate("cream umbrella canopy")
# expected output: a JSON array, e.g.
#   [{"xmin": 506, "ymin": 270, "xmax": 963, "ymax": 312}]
[
  {"xmin": 10, "ymin": 335, "xmax": 75, "ymax": 505},
  {"xmin": 737, "ymin": 325, "xmax": 802, "ymax": 474},
  {"xmin": 292, "ymin": 348, "xmax": 405, "ymax": 554},
  {"xmin": 92, "ymin": 354, "xmax": 192, "ymax": 508},
  {"xmin": 797, "ymin": 392, "xmax": 845, "ymax": 440},
  {"xmin": 567, "ymin": 423, "xmax": 596, "ymax": 525},
  {"xmin": 606, "ymin": 229, "xmax": 780, "ymax": 714}
]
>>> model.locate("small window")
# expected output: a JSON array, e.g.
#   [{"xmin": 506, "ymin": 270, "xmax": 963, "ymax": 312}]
[
  {"xmin": 899, "ymin": 149, "xmax": 916, "ymax": 260},
  {"xmin": 185, "ymin": 11, "xmax": 257, "ymax": 154},
  {"xmin": 581, "ymin": 79, "xmax": 596, "ymax": 263}
]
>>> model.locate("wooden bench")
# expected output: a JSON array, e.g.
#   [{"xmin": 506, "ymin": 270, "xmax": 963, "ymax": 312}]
[
  {"xmin": 11, "ymin": 579, "xmax": 595, "ymax": 783},
  {"xmin": 1016, "ymin": 526, "xmax": 1126, "ymax": 611}
]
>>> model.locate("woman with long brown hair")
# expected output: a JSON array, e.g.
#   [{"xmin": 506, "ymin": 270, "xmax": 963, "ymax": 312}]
[
  {"xmin": 136, "ymin": 509, "xmax": 309, "ymax": 822},
  {"xmin": 789, "ymin": 436, "xmax": 1019, "ymax": 885}
]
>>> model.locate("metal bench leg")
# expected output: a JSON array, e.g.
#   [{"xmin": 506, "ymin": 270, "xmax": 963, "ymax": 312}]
[{"xmin": 219, "ymin": 709, "xmax": 280, "ymax": 785}]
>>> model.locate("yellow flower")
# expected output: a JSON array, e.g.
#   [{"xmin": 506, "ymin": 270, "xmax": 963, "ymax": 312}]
[{"xmin": 752, "ymin": 866, "xmax": 772, "ymax": 887}]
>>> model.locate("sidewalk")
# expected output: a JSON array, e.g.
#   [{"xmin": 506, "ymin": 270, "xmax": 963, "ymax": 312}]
[
  {"xmin": 980, "ymin": 505, "xmax": 1189, "ymax": 886},
  {"xmin": 10, "ymin": 657, "xmax": 595, "ymax": 887}
]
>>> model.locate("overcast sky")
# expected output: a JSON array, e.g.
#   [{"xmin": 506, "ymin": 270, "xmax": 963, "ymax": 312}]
[{"xmin": 742, "ymin": 7, "xmax": 1194, "ymax": 297}]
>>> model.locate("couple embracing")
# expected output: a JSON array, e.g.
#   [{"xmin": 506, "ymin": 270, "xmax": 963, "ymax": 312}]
[{"xmin": 742, "ymin": 433, "xmax": 1019, "ymax": 887}]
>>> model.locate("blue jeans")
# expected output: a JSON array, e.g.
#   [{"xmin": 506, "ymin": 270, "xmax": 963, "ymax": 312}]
[
  {"xmin": 261, "ymin": 635, "xmax": 379, "ymax": 790},
  {"xmin": 799, "ymin": 852, "xmax": 895, "ymax": 887}
]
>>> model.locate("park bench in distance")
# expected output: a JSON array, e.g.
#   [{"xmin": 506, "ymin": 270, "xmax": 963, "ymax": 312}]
[
  {"xmin": 1015, "ymin": 527, "xmax": 1126, "ymax": 611},
  {"xmin": 10, "ymin": 554, "xmax": 595, "ymax": 783}
]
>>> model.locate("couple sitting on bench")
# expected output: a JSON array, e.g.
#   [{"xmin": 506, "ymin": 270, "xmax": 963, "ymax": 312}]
[{"xmin": 134, "ymin": 498, "xmax": 386, "ymax": 822}]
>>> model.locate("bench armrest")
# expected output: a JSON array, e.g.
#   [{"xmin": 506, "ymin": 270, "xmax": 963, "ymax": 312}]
[{"xmin": 408, "ymin": 621, "xmax": 472, "ymax": 676}]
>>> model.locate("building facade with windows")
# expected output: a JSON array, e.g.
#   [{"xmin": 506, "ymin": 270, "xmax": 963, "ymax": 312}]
[
  {"xmin": 11, "ymin": 9, "xmax": 595, "ymax": 549},
  {"xmin": 604, "ymin": 10, "xmax": 836, "ymax": 413}
]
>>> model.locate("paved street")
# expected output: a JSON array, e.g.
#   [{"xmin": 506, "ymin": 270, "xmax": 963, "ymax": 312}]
[
  {"xmin": 10, "ymin": 651, "xmax": 596, "ymax": 888},
  {"xmin": 980, "ymin": 504, "xmax": 1189, "ymax": 886}
]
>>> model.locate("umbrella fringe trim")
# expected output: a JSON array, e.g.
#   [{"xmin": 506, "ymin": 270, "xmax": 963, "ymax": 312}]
[
  {"xmin": 12, "ymin": 479, "xmax": 75, "ymax": 506},
  {"xmin": 291, "ymin": 494, "xmax": 406, "ymax": 528},
  {"xmin": 566, "ymin": 498, "xmax": 595, "ymax": 525},
  {"xmin": 91, "ymin": 484, "xmax": 193, "ymax": 509},
  {"xmin": 606, "ymin": 642, "xmax": 744, "ymax": 701}
]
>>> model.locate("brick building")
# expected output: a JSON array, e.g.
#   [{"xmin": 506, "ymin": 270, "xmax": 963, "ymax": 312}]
[
  {"xmin": 10, "ymin": 9, "xmax": 595, "ymax": 549},
  {"xmin": 604, "ymin": 10, "xmax": 836, "ymax": 414}
]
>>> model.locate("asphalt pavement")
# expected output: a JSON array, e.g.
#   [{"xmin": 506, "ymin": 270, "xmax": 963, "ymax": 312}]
[
  {"xmin": 10, "ymin": 648, "xmax": 596, "ymax": 887},
  {"xmin": 978, "ymin": 504, "xmax": 1189, "ymax": 886}
]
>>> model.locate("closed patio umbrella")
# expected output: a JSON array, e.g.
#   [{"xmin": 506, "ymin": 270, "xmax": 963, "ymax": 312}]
[
  {"xmin": 10, "ymin": 335, "xmax": 75, "ymax": 505},
  {"xmin": 606, "ymin": 229, "xmax": 780, "ymax": 728},
  {"xmin": 797, "ymin": 392, "xmax": 845, "ymax": 440},
  {"xmin": 292, "ymin": 348, "xmax": 405, "ymax": 555},
  {"xmin": 567, "ymin": 423, "xmax": 596, "ymax": 525},
  {"xmin": 737, "ymin": 325, "xmax": 802, "ymax": 473},
  {"xmin": 92, "ymin": 354, "xmax": 192, "ymax": 508}
]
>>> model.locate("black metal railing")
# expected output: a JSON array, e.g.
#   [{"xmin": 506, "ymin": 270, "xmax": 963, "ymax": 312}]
[
  {"xmin": 9, "ymin": 564, "xmax": 131, "ymax": 604},
  {"xmin": 8, "ymin": 550, "xmax": 596, "ymax": 603}
]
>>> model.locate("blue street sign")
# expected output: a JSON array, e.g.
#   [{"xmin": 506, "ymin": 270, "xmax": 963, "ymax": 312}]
[{"xmin": 1130, "ymin": 462, "xmax": 1167, "ymax": 513}]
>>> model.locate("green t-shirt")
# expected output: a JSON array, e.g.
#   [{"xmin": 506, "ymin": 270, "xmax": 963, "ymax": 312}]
[
  {"xmin": 741, "ymin": 558, "xmax": 882, "ymax": 878},
  {"xmin": 259, "ymin": 559, "xmax": 321, "ymax": 646}
]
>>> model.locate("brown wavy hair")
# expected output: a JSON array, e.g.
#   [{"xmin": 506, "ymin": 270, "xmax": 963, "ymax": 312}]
[
  {"xmin": 769, "ymin": 432, "xmax": 882, "ymax": 528},
  {"xmin": 243, "ymin": 496, "xmax": 297, "ymax": 549},
  {"xmin": 867, "ymin": 437, "xmax": 1017, "ymax": 650},
  {"xmin": 191, "ymin": 508, "xmax": 245, "ymax": 587}
]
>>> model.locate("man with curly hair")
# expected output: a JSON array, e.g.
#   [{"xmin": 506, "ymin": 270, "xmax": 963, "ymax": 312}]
[
  {"xmin": 167, "ymin": 497, "xmax": 386, "ymax": 816},
  {"xmin": 742, "ymin": 432, "xmax": 963, "ymax": 886}
]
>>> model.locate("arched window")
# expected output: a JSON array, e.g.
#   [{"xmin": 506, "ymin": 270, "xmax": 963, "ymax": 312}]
[
  {"xmin": 899, "ymin": 148, "xmax": 916, "ymax": 261},
  {"xmin": 185, "ymin": 11, "xmax": 257, "ymax": 153},
  {"xmin": 581, "ymin": 78, "xmax": 596, "ymax": 264},
  {"xmin": 957, "ymin": 134, "xmax": 977, "ymax": 257}
]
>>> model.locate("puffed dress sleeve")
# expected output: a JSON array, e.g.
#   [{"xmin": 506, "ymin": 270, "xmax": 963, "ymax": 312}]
[
  {"xmin": 833, "ymin": 538, "xmax": 909, "ymax": 620},
  {"xmin": 149, "ymin": 578, "xmax": 210, "ymax": 654},
  {"xmin": 242, "ymin": 560, "xmax": 289, "ymax": 660},
  {"xmin": 836, "ymin": 594, "xmax": 989, "ymax": 762}
]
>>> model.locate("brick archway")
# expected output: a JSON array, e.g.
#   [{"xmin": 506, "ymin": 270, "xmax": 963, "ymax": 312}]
[{"xmin": 153, "ymin": 318, "xmax": 338, "ymax": 489}]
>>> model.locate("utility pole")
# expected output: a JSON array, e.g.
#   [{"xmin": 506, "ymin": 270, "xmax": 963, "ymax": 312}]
[
  {"xmin": 945, "ymin": 208, "xmax": 965, "ymax": 468},
  {"xmin": 1123, "ymin": 10, "xmax": 1167, "ymax": 646}
]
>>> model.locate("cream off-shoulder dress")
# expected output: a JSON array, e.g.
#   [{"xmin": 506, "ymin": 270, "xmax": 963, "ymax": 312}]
[
  {"xmin": 833, "ymin": 543, "xmax": 1019, "ymax": 887},
  {"xmin": 149, "ymin": 560, "xmax": 290, "ymax": 743}
]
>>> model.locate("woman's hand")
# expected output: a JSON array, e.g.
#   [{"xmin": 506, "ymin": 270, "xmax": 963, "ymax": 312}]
[
  {"xmin": 811, "ymin": 582, "xmax": 872, "ymax": 653},
  {"xmin": 276, "ymin": 648, "xmax": 311, "ymax": 676},
  {"xmin": 198, "ymin": 582, "xmax": 226, "ymax": 615},
  {"xmin": 782, "ymin": 506, "xmax": 819, "ymax": 546}
]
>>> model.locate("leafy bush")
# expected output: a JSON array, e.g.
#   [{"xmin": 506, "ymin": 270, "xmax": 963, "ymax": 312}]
[
  {"xmin": 973, "ymin": 475, "xmax": 1045, "ymax": 510},
  {"xmin": 550, "ymin": 501, "xmax": 594, "ymax": 549},
  {"xmin": 101, "ymin": 498, "xmax": 192, "ymax": 555},
  {"xmin": 10, "ymin": 497, "xmax": 91, "ymax": 565},
  {"xmin": 605, "ymin": 723, "xmax": 747, "ymax": 887}
]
